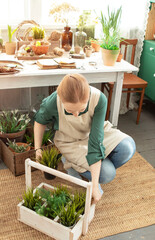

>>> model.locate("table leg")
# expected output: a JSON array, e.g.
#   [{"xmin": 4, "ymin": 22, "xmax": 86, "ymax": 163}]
[{"xmin": 109, "ymin": 72, "xmax": 124, "ymax": 127}]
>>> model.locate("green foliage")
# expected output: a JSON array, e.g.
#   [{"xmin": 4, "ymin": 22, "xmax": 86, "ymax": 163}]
[
  {"xmin": 7, "ymin": 139, "xmax": 31, "ymax": 153},
  {"xmin": 38, "ymin": 147, "xmax": 61, "ymax": 169},
  {"xmin": 7, "ymin": 25, "xmax": 17, "ymax": 43},
  {"xmin": 24, "ymin": 133, "xmax": 34, "ymax": 147},
  {"xmin": 58, "ymin": 202, "xmax": 81, "ymax": 227},
  {"xmin": 31, "ymin": 27, "xmax": 45, "ymax": 39},
  {"xmin": 22, "ymin": 188, "xmax": 41, "ymax": 210},
  {"xmin": 34, "ymin": 187, "xmax": 71, "ymax": 219},
  {"xmin": 85, "ymin": 39, "xmax": 91, "ymax": 46},
  {"xmin": 42, "ymin": 130, "xmax": 54, "ymax": 145},
  {"xmin": 0, "ymin": 110, "xmax": 30, "ymax": 134},
  {"xmin": 73, "ymin": 191, "xmax": 86, "ymax": 215},
  {"xmin": 99, "ymin": 6, "xmax": 122, "ymax": 50}
]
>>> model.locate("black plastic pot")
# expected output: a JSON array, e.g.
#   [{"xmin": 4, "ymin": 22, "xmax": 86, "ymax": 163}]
[{"xmin": 43, "ymin": 167, "xmax": 57, "ymax": 180}]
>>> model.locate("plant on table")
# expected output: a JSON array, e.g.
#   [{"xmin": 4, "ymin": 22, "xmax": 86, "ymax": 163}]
[
  {"xmin": 5, "ymin": 25, "xmax": 17, "ymax": 55},
  {"xmin": 98, "ymin": 6, "xmax": 122, "ymax": 66}
]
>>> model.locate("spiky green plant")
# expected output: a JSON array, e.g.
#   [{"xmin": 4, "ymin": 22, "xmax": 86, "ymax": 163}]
[
  {"xmin": 22, "ymin": 188, "xmax": 41, "ymax": 210},
  {"xmin": 99, "ymin": 6, "xmax": 122, "ymax": 50},
  {"xmin": 0, "ymin": 110, "xmax": 30, "ymax": 134},
  {"xmin": 7, "ymin": 25, "xmax": 17, "ymax": 43},
  {"xmin": 72, "ymin": 191, "xmax": 86, "ymax": 214},
  {"xmin": 31, "ymin": 26, "xmax": 45, "ymax": 39},
  {"xmin": 58, "ymin": 202, "xmax": 82, "ymax": 227},
  {"xmin": 38, "ymin": 147, "xmax": 61, "ymax": 169},
  {"xmin": 7, "ymin": 139, "xmax": 31, "ymax": 153},
  {"xmin": 42, "ymin": 130, "xmax": 54, "ymax": 146}
]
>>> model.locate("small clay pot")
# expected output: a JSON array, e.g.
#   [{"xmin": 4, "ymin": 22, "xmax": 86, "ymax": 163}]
[
  {"xmin": 85, "ymin": 48, "xmax": 92, "ymax": 57},
  {"xmin": 74, "ymin": 46, "xmax": 81, "ymax": 54},
  {"xmin": 117, "ymin": 53, "xmax": 123, "ymax": 62}
]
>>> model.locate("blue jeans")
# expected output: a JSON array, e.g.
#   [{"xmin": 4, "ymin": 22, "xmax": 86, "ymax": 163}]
[{"xmin": 62, "ymin": 136, "xmax": 136, "ymax": 193}]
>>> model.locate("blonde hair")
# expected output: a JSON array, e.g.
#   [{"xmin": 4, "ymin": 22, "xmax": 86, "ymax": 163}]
[{"xmin": 57, "ymin": 74, "xmax": 90, "ymax": 103}]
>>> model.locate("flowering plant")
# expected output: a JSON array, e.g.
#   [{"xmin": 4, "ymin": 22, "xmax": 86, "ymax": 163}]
[{"xmin": 49, "ymin": 2, "xmax": 78, "ymax": 26}]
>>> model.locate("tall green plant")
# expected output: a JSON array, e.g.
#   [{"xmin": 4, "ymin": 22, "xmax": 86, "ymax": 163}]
[
  {"xmin": 99, "ymin": 6, "xmax": 122, "ymax": 50},
  {"xmin": 7, "ymin": 25, "xmax": 17, "ymax": 43},
  {"xmin": 31, "ymin": 27, "xmax": 45, "ymax": 39}
]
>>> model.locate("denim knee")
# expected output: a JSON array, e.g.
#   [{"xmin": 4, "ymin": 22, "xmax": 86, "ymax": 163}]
[
  {"xmin": 99, "ymin": 159, "xmax": 116, "ymax": 184},
  {"xmin": 110, "ymin": 136, "xmax": 136, "ymax": 169}
]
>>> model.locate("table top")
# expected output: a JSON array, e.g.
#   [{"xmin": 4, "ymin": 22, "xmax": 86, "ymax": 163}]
[{"xmin": 0, "ymin": 52, "xmax": 138, "ymax": 79}]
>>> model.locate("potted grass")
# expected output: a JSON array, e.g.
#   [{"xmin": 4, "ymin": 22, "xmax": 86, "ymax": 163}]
[
  {"xmin": 0, "ymin": 110, "xmax": 30, "ymax": 143},
  {"xmin": 5, "ymin": 25, "xmax": 17, "ymax": 55},
  {"xmin": 99, "ymin": 6, "xmax": 122, "ymax": 66},
  {"xmin": 38, "ymin": 147, "xmax": 62, "ymax": 180}
]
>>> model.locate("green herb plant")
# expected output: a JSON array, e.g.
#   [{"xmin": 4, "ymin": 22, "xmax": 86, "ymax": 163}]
[
  {"xmin": 31, "ymin": 26, "xmax": 45, "ymax": 40},
  {"xmin": 38, "ymin": 147, "xmax": 62, "ymax": 169},
  {"xmin": 0, "ymin": 110, "xmax": 30, "ymax": 134},
  {"xmin": 7, "ymin": 139, "xmax": 31, "ymax": 153},
  {"xmin": 34, "ymin": 187, "xmax": 71, "ymax": 219},
  {"xmin": 99, "ymin": 6, "xmax": 122, "ymax": 50},
  {"xmin": 22, "ymin": 188, "xmax": 41, "ymax": 210},
  {"xmin": 7, "ymin": 25, "xmax": 17, "ymax": 43}
]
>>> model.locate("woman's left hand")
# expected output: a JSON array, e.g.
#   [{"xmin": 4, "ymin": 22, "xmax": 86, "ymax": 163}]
[{"xmin": 92, "ymin": 186, "xmax": 102, "ymax": 204}]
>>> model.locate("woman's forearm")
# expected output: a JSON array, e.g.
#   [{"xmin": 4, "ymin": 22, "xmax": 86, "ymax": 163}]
[
  {"xmin": 90, "ymin": 160, "xmax": 101, "ymax": 188},
  {"xmin": 34, "ymin": 121, "xmax": 46, "ymax": 150}
]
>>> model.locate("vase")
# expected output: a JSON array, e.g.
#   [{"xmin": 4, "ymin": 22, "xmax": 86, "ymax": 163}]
[
  {"xmin": 101, "ymin": 48, "xmax": 120, "ymax": 66},
  {"xmin": 61, "ymin": 26, "xmax": 73, "ymax": 51},
  {"xmin": 74, "ymin": 30, "xmax": 87, "ymax": 48}
]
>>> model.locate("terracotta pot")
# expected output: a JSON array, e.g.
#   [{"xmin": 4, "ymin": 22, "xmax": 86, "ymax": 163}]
[
  {"xmin": 117, "ymin": 53, "xmax": 123, "ymax": 62},
  {"xmin": 5, "ymin": 42, "xmax": 16, "ymax": 55},
  {"xmin": 31, "ymin": 44, "xmax": 49, "ymax": 55},
  {"xmin": 85, "ymin": 48, "xmax": 92, "ymax": 57},
  {"xmin": 91, "ymin": 41, "xmax": 100, "ymax": 52},
  {"xmin": 8, "ymin": 142, "xmax": 31, "ymax": 154},
  {"xmin": 0, "ymin": 129, "xmax": 26, "ymax": 144},
  {"xmin": 74, "ymin": 46, "xmax": 81, "ymax": 54},
  {"xmin": 101, "ymin": 48, "xmax": 120, "ymax": 66}
]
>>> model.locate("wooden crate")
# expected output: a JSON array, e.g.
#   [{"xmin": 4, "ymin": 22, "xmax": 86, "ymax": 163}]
[
  {"xmin": 0, "ymin": 140, "xmax": 53, "ymax": 176},
  {"xmin": 17, "ymin": 159, "xmax": 96, "ymax": 240}
]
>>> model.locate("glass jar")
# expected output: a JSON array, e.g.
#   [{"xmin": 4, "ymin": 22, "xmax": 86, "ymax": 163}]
[
  {"xmin": 74, "ymin": 30, "xmax": 87, "ymax": 48},
  {"xmin": 61, "ymin": 26, "xmax": 73, "ymax": 51}
]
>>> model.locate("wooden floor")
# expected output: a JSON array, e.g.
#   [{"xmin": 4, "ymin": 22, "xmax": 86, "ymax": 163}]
[{"xmin": 0, "ymin": 97, "xmax": 155, "ymax": 240}]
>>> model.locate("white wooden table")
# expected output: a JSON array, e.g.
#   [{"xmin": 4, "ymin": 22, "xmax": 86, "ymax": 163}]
[{"xmin": 0, "ymin": 52, "xmax": 138, "ymax": 127}]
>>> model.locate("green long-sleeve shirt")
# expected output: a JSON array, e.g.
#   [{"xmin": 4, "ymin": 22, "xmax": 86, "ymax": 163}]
[{"xmin": 34, "ymin": 90, "xmax": 107, "ymax": 166}]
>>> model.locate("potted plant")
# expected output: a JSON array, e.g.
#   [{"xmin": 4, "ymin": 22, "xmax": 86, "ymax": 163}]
[
  {"xmin": 83, "ymin": 39, "xmax": 92, "ymax": 57},
  {"xmin": 5, "ymin": 25, "xmax": 17, "ymax": 55},
  {"xmin": 7, "ymin": 138, "xmax": 31, "ymax": 154},
  {"xmin": 38, "ymin": 147, "xmax": 62, "ymax": 180},
  {"xmin": 99, "ymin": 6, "xmax": 122, "ymax": 66},
  {"xmin": 90, "ymin": 37, "xmax": 100, "ymax": 52},
  {"xmin": 0, "ymin": 110, "xmax": 31, "ymax": 143}
]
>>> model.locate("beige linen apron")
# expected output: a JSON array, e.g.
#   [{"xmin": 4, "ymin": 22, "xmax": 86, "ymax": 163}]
[{"xmin": 54, "ymin": 86, "xmax": 128, "ymax": 173}]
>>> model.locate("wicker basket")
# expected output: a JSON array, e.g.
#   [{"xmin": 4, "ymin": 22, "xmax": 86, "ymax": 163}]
[{"xmin": 15, "ymin": 20, "xmax": 40, "ymax": 41}]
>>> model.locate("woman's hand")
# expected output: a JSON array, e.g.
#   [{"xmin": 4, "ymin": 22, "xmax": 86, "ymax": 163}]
[{"xmin": 92, "ymin": 185, "xmax": 102, "ymax": 204}]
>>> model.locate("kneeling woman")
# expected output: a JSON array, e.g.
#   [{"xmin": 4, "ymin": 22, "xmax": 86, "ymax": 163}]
[{"xmin": 34, "ymin": 73, "xmax": 136, "ymax": 203}]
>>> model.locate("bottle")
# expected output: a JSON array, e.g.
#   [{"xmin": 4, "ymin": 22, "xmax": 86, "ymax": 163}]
[
  {"xmin": 61, "ymin": 26, "xmax": 73, "ymax": 51},
  {"xmin": 74, "ymin": 30, "xmax": 87, "ymax": 48}
]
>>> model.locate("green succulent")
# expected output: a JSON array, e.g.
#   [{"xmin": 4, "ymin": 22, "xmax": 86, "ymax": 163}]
[{"xmin": 7, "ymin": 138, "xmax": 31, "ymax": 153}]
